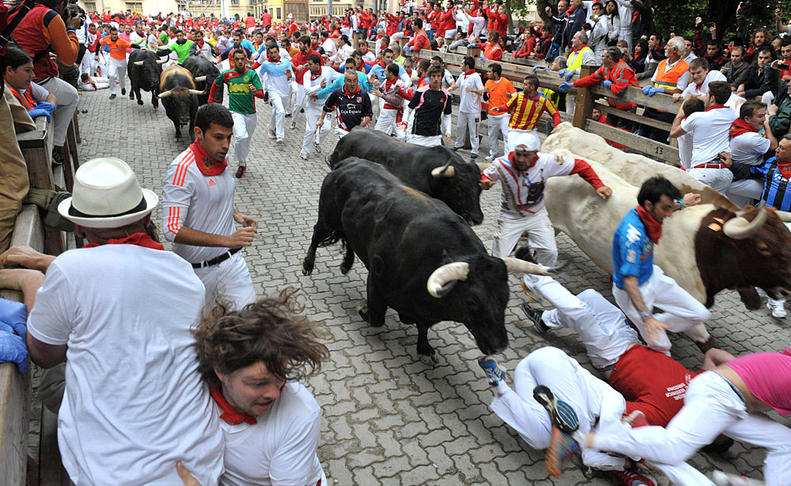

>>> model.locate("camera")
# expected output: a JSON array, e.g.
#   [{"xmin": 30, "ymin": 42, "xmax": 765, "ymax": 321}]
[{"xmin": 63, "ymin": 0, "xmax": 85, "ymax": 28}]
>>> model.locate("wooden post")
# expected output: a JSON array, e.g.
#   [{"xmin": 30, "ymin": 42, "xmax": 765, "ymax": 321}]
[{"xmin": 572, "ymin": 64, "xmax": 595, "ymax": 129}]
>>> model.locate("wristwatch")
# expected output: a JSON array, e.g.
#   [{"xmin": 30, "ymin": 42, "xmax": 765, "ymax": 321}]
[{"xmin": 638, "ymin": 309, "xmax": 652, "ymax": 321}]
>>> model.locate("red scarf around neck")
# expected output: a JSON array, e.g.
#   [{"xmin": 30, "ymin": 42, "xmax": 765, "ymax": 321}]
[
  {"xmin": 777, "ymin": 161, "xmax": 791, "ymax": 180},
  {"xmin": 82, "ymin": 233, "xmax": 164, "ymax": 250},
  {"xmin": 189, "ymin": 140, "xmax": 228, "ymax": 176},
  {"xmin": 729, "ymin": 118, "xmax": 760, "ymax": 139},
  {"xmin": 705, "ymin": 104, "xmax": 727, "ymax": 112},
  {"xmin": 636, "ymin": 206, "xmax": 662, "ymax": 243},
  {"xmin": 463, "ymin": 68, "xmax": 476, "ymax": 76},
  {"xmin": 210, "ymin": 387, "xmax": 257, "ymax": 425}
]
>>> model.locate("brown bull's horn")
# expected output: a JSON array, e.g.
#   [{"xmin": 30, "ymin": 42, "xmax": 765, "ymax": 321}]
[
  {"xmin": 133, "ymin": 60, "xmax": 144, "ymax": 66},
  {"xmin": 193, "ymin": 75, "xmax": 206, "ymax": 82},
  {"xmin": 431, "ymin": 164, "xmax": 455, "ymax": 178},
  {"xmin": 156, "ymin": 59, "xmax": 168, "ymax": 64},
  {"xmin": 501, "ymin": 257, "xmax": 552, "ymax": 275},
  {"xmin": 426, "ymin": 262, "xmax": 469, "ymax": 298},
  {"xmin": 775, "ymin": 209, "xmax": 791, "ymax": 222},
  {"xmin": 158, "ymin": 90, "xmax": 173, "ymax": 98},
  {"xmin": 188, "ymin": 89, "xmax": 204, "ymax": 95},
  {"xmin": 723, "ymin": 207, "xmax": 769, "ymax": 240}
]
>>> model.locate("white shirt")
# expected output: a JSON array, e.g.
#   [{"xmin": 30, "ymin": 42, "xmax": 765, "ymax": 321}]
[
  {"xmin": 304, "ymin": 66, "xmax": 340, "ymax": 106},
  {"xmin": 220, "ymin": 382, "xmax": 324, "ymax": 486},
  {"xmin": 730, "ymin": 131, "xmax": 771, "ymax": 166},
  {"xmin": 680, "ymin": 70, "xmax": 726, "ymax": 99},
  {"xmin": 27, "ymin": 245, "xmax": 224, "ymax": 486},
  {"xmin": 483, "ymin": 152, "xmax": 578, "ymax": 218},
  {"xmin": 457, "ymin": 71, "xmax": 483, "ymax": 114},
  {"xmin": 681, "ymin": 107, "xmax": 738, "ymax": 167},
  {"xmin": 162, "ymin": 145, "xmax": 237, "ymax": 263},
  {"xmin": 321, "ymin": 38, "xmax": 336, "ymax": 56}
]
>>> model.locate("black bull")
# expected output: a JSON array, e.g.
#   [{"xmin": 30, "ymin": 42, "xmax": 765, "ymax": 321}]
[
  {"xmin": 182, "ymin": 55, "xmax": 219, "ymax": 106},
  {"xmin": 158, "ymin": 65, "xmax": 202, "ymax": 139},
  {"xmin": 302, "ymin": 158, "xmax": 548, "ymax": 361},
  {"xmin": 127, "ymin": 49, "xmax": 164, "ymax": 108},
  {"xmin": 329, "ymin": 127, "xmax": 485, "ymax": 225}
]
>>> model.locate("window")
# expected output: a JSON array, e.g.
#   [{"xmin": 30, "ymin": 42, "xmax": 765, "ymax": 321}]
[
  {"xmin": 231, "ymin": 0, "xmax": 239, "ymax": 4},
  {"xmin": 275, "ymin": 7, "xmax": 282, "ymax": 20},
  {"xmin": 84, "ymin": 2, "xmax": 96, "ymax": 11},
  {"xmin": 125, "ymin": 2, "xmax": 142, "ymax": 11}
]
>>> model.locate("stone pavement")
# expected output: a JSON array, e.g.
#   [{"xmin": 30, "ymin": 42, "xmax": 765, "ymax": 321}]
[{"xmin": 72, "ymin": 88, "xmax": 790, "ymax": 485}]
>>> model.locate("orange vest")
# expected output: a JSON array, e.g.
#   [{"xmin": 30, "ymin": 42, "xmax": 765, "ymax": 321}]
[{"xmin": 653, "ymin": 58, "xmax": 689, "ymax": 91}]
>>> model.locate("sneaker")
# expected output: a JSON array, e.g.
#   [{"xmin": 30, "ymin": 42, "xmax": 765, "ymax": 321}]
[
  {"xmin": 545, "ymin": 426, "xmax": 581, "ymax": 477},
  {"xmin": 109, "ymin": 94, "xmax": 117, "ymax": 100},
  {"xmin": 121, "ymin": 88, "xmax": 126, "ymax": 95},
  {"xmin": 521, "ymin": 303, "xmax": 549, "ymax": 335},
  {"xmin": 51, "ymin": 147, "xmax": 65, "ymax": 166},
  {"xmin": 290, "ymin": 121, "xmax": 297, "ymax": 129},
  {"xmin": 267, "ymin": 127, "xmax": 276, "ymax": 139},
  {"xmin": 767, "ymin": 298, "xmax": 786, "ymax": 318},
  {"xmin": 484, "ymin": 155, "xmax": 495, "ymax": 162},
  {"xmin": 235, "ymin": 165, "xmax": 246, "ymax": 178},
  {"xmin": 470, "ymin": 153, "xmax": 478, "ymax": 159},
  {"xmin": 285, "ymin": 113, "xmax": 292, "ymax": 118},
  {"xmin": 300, "ymin": 153, "xmax": 308, "ymax": 160},
  {"xmin": 276, "ymin": 137, "xmax": 284, "ymax": 144},
  {"xmin": 533, "ymin": 385, "xmax": 579, "ymax": 433},
  {"xmin": 609, "ymin": 470, "xmax": 655, "ymax": 486},
  {"xmin": 452, "ymin": 146, "xmax": 461, "ymax": 151},
  {"xmin": 314, "ymin": 142, "xmax": 322, "ymax": 153},
  {"xmin": 478, "ymin": 357, "xmax": 507, "ymax": 385}
]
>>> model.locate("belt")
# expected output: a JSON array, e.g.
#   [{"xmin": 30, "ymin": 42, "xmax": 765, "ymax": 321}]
[
  {"xmin": 192, "ymin": 247, "xmax": 241, "ymax": 269},
  {"xmin": 691, "ymin": 162, "xmax": 726, "ymax": 170}
]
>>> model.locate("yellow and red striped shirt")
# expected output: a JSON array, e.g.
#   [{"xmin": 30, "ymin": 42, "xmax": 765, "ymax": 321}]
[{"xmin": 506, "ymin": 92, "xmax": 559, "ymax": 131}]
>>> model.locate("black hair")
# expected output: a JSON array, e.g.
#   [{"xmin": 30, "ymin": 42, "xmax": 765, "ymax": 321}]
[
  {"xmin": 386, "ymin": 62, "xmax": 400, "ymax": 76},
  {"xmin": 4, "ymin": 47, "xmax": 32, "ymax": 71},
  {"xmin": 307, "ymin": 53, "xmax": 321, "ymax": 64},
  {"xmin": 708, "ymin": 81, "xmax": 731, "ymax": 105},
  {"xmin": 195, "ymin": 103, "xmax": 234, "ymax": 132},
  {"xmin": 490, "ymin": 62, "xmax": 502, "ymax": 76},
  {"xmin": 463, "ymin": 55, "xmax": 475, "ymax": 70},
  {"xmin": 524, "ymin": 74, "xmax": 539, "ymax": 90},
  {"xmin": 299, "ymin": 35, "xmax": 311, "ymax": 45},
  {"xmin": 682, "ymin": 97, "xmax": 704, "ymax": 117},
  {"xmin": 637, "ymin": 176, "xmax": 682, "ymax": 207}
]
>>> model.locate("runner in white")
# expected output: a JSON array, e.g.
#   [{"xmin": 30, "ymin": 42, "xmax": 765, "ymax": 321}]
[{"xmin": 300, "ymin": 54, "xmax": 340, "ymax": 159}]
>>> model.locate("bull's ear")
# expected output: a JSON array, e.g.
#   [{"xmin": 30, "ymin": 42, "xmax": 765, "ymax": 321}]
[{"xmin": 371, "ymin": 256, "xmax": 385, "ymax": 276}]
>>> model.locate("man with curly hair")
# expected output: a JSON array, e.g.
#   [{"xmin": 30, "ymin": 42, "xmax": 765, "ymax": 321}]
[{"xmin": 192, "ymin": 289, "xmax": 331, "ymax": 486}]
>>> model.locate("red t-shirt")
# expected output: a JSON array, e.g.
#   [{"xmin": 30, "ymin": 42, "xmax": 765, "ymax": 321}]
[{"xmin": 609, "ymin": 345, "xmax": 700, "ymax": 427}]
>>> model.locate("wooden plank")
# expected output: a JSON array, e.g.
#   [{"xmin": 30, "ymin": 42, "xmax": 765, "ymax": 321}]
[
  {"xmin": 595, "ymin": 103, "xmax": 673, "ymax": 132},
  {"xmin": 573, "ymin": 65, "xmax": 596, "ymax": 128},
  {"xmin": 590, "ymin": 84, "xmax": 678, "ymax": 113},
  {"xmin": 584, "ymin": 119, "xmax": 680, "ymax": 166},
  {"xmin": 0, "ymin": 205, "xmax": 45, "ymax": 486}
]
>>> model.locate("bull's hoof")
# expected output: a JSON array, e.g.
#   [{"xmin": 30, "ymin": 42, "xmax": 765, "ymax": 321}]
[
  {"xmin": 137, "ymin": 99, "xmax": 144, "ymax": 106},
  {"xmin": 398, "ymin": 312, "xmax": 416, "ymax": 324},
  {"xmin": 302, "ymin": 259, "xmax": 314, "ymax": 276},
  {"xmin": 340, "ymin": 261, "xmax": 352, "ymax": 274},
  {"xmin": 418, "ymin": 352, "xmax": 439, "ymax": 365}
]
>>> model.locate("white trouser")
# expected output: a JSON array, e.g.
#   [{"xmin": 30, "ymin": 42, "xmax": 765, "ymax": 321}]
[
  {"xmin": 487, "ymin": 113, "xmax": 509, "ymax": 158},
  {"xmin": 269, "ymin": 91, "xmax": 287, "ymax": 139},
  {"xmin": 612, "ymin": 265, "xmax": 711, "ymax": 354},
  {"xmin": 531, "ymin": 276, "xmax": 639, "ymax": 369},
  {"xmin": 302, "ymin": 104, "xmax": 331, "ymax": 156},
  {"xmin": 193, "ymin": 252, "xmax": 256, "ymax": 310},
  {"xmin": 506, "ymin": 128, "xmax": 538, "ymax": 153},
  {"xmin": 455, "ymin": 110, "xmax": 480, "ymax": 155},
  {"xmin": 232, "ymin": 112, "xmax": 257, "ymax": 164},
  {"xmin": 375, "ymin": 107, "xmax": 398, "ymax": 135},
  {"xmin": 107, "ymin": 57, "xmax": 127, "ymax": 95},
  {"xmin": 491, "ymin": 208, "xmax": 557, "ymax": 267},
  {"xmin": 409, "ymin": 134, "xmax": 442, "ymax": 147},
  {"xmin": 292, "ymin": 82, "xmax": 305, "ymax": 125},
  {"xmin": 38, "ymin": 76, "xmax": 79, "ymax": 147},
  {"xmin": 687, "ymin": 167, "xmax": 734, "ymax": 193},
  {"xmin": 79, "ymin": 50, "xmax": 96, "ymax": 76},
  {"xmin": 592, "ymin": 371, "xmax": 791, "ymax": 486},
  {"xmin": 677, "ymin": 133, "xmax": 693, "ymax": 169},
  {"xmin": 95, "ymin": 51, "xmax": 109, "ymax": 76},
  {"xmin": 725, "ymin": 179, "xmax": 764, "ymax": 208}
]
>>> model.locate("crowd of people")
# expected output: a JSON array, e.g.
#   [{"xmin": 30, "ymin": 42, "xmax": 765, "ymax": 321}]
[{"xmin": 1, "ymin": 0, "xmax": 791, "ymax": 485}]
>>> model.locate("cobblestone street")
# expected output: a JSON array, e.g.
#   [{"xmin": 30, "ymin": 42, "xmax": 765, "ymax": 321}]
[{"xmin": 74, "ymin": 89, "xmax": 791, "ymax": 485}]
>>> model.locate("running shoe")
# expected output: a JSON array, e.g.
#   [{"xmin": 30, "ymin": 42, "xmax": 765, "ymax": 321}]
[
  {"xmin": 235, "ymin": 165, "xmax": 246, "ymax": 178},
  {"xmin": 300, "ymin": 153, "xmax": 308, "ymax": 160},
  {"xmin": 609, "ymin": 470, "xmax": 655, "ymax": 486},
  {"xmin": 267, "ymin": 127, "xmax": 276, "ymax": 139},
  {"xmin": 767, "ymin": 298, "xmax": 787, "ymax": 319},
  {"xmin": 276, "ymin": 137, "xmax": 284, "ymax": 144},
  {"xmin": 290, "ymin": 121, "xmax": 297, "ymax": 129},
  {"xmin": 545, "ymin": 426, "xmax": 580, "ymax": 477},
  {"xmin": 478, "ymin": 357, "xmax": 506, "ymax": 385},
  {"xmin": 533, "ymin": 385, "xmax": 579, "ymax": 433},
  {"xmin": 314, "ymin": 142, "xmax": 322, "ymax": 153},
  {"xmin": 521, "ymin": 303, "xmax": 549, "ymax": 335}
]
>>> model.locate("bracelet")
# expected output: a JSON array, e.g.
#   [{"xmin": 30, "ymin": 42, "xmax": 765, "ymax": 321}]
[
  {"xmin": 638, "ymin": 309, "xmax": 653, "ymax": 321},
  {"xmin": 675, "ymin": 198, "xmax": 685, "ymax": 209}
]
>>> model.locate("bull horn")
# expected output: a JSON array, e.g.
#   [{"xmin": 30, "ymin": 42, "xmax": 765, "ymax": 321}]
[
  {"xmin": 775, "ymin": 209, "xmax": 791, "ymax": 222},
  {"xmin": 501, "ymin": 257, "xmax": 552, "ymax": 276},
  {"xmin": 158, "ymin": 90, "xmax": 173, "ymax": 98},
  {"xmin": 188, "ymin": 89, "xmax": 204, "ymax": 95},
  {"xmin": 426, "ymin": 262, "xmax": 469, "ymax": 298},
  {"xmin": 133, "ymin": 60, "xmax": 144, "ymax": 66},
  {"xmin": 156, "ymin": 59, "xmax": 168, "ymax": 64},
  {"xmin": 722, "ymin": 208, "xmax": 769, "ymax": 240},
  {"xmin": 431, "ymin": 164, "xmax": 455, "ymax": 178},
  {"xmin": 193, "ymin": 75, "xmax": 207, "ymax": 82}
]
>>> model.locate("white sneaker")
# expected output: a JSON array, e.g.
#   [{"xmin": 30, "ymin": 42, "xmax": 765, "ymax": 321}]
[
  {"xmin": 485, "ymin": 155, "xmax": 495, "ymax": 162},
  {"xmin": 767, "ymin": 298, "xmax": 787, "ymax": 319},
  {"xmin": 314, "ymin": 142, "xmax": 321, "ymax": 153},
  {"xmin": 299, "ymin": 152, "xmax": 308, "ymax": 160},
  {"xmin": 290, "ymin": 121, "xmax": 297, "ymax": 130},
  {"xmin": 276, "ymin": 137, "xmax": 284, "ymax": 144}
]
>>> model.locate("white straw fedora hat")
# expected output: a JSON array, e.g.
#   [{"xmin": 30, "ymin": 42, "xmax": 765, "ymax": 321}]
[{"xmin": 58, "ymin": 157, "xmax": 159, "ymax": 229}]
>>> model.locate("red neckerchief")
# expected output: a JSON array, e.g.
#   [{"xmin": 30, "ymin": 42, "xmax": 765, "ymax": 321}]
[
  {"xmin": 310, "ymin": 70, "xmax": 321, "ymax": 80},
  {"xmin": 636, "ymin": 205, "xmax": 662, "ymax": 243},
  {"xmin": 210, "ymin": 387, "xmax": 257, "ymax": 425},
  {"xmin": 729, "ymin": 118, "xmax": 759, "ymax": 138},
  {"xmin": 507, "ymin": 151, "xmax": 538, "ymax": 170},
  {"xmin": 189, "ymin": 140, "xmax": 228, "ymax": 176},
  {"xmin": 463, "ymin": 69, "xmax": 476, "ymax": 76},
  {"xmin": 385, "ymin": 78, "xmax": 397, "ymax": 90},
  {"xmin": 196, "ymin": 40, "xmax": 204, "ymax": 48},
  {"xmin": 82, "ymin": 233, "xmax": 164, "ymax": 250},
  {"xmin": 705, "ymin": 104, "xmax": 727, "ymax": 112},
  {"xmin": 777, "ymin": 161, "xmax": 791, "ymax": 180},
  {"xmin": 343, "ymin": 84, "xmax": 361, "ymax": 97},
  {"xmin": 571, "ymin": 44, "xmax": 586, "ymax": 53}
]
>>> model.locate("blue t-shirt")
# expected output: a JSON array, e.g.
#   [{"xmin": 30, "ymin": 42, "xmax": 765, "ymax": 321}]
[
  {"xmin": 752, "ymin": 156, "xmax": 791, "ymax": 211},
  {"xmin": 612, "ymin": 208, "xmax": 655, "ymax": 289}
]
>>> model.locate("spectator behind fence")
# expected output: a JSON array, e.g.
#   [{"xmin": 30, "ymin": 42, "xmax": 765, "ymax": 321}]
[
  {"xmin": 639, "ymin": 36, "xmax": 689, "ymax": 143},
  {"xmin": 12, "ymin": 0, "xmax": 80, "ymax": 165},
  {"xmin": 725, "ymin": 101, "xmax": 777, "ymax": 208},
  {"xmin": 739, "ymin": 47, "xmax": 776, "ymax": 104}
]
